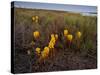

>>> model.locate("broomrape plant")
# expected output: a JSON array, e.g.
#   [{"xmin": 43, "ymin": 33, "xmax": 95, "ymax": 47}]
[
  {"xmin": 33, "ymin": 31, "xmax": 40, "ymax": 39},
  {"xmin": 77, "ymin": 31, "xmax": 82, "ymax": 39},
  {"xmin": 36, "ymin": 47, "xmax": 41, "ymax": 56},
  {"xmin": 41, "ymin": 47, "xmax": 50, "ymax": 59},
  {"xmin": 64, "ymin": 29, "xmax": 68, "ymax": 37},
  {"xmin": 32, "ymin": 16, "xmax": 39, "ymax": 23},
  {"xmin": 67, "ymin": 34, "xmax": 73, "ymax": 48},
  {"xmin": 76, "ymin": 31, "xmax": 82, "ymax": 48}
]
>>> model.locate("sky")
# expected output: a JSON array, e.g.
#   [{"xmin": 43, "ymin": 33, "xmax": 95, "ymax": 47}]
[{"xmin": 13, "ymin": 1, "xmax": 97, "ymax": 13}]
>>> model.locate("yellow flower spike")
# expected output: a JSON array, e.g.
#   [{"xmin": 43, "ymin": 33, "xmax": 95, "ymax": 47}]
[
  {"xmin": 77, "ymin": 31, "xmax": 82, "ymax": 38},
  {"xmin": 36, "ymin": 47, "xmax": 41, "ymax": 56},
  {"xmin": 32, "ymin": 16, "xmax": 35, "ymax": 21},
  {"xmin": 35, "ymin": 16, "xmax": 39, "ymax": 23},
  {"xmin": 64, "ymin": 29, "xmax": 68, "ymax": 36},
  {"xmin": 49, "ymin": 42, "xmax": 55, "ymax": 49},
  {"xmin": 51, "ymin": 34, "xmax": 55, "ymax": 37},
  {"xmin": 44, "ymin": 47, "xmax": 49, "ymax": 53},
  {"xmin": 50, "ymin": 39, "xmax": 55, "ymax": 47},
  {"xmin": 67, "ymin": 34, "xmax": 73, "ymax": 42},
  {"xmin": 41, "ymin": 47, "xmax": 49, "ymax": 59},
  {"xmin": 55, "ymin": 34, "xmax": 58, "ymax": 40},
  {"xmin": 35, "ymin": 16, "xmax": 39, "ymax": 20},
  {"xmin": 33, "ymin": 31, "xmax": 40, "ymax": 39},
  {"xmin": 48, "ymin": 34, "xmax": 56, "ymax": 49},
  {"xmin": 51, "ymin": 37, "xmax": 56, "ymax": 43},
  {"xmin": 76, "ymin": 31, "xmax": 82, "ymax": 49},
  {"xmin": 48, "ymin": 42, "xmax": 52, "ymax": 48}
]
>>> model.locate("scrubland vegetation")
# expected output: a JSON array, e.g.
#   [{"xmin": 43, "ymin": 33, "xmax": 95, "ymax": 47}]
[{"xmin": 14, "ymin": 8, "xmax": 97, "ymax": 73}]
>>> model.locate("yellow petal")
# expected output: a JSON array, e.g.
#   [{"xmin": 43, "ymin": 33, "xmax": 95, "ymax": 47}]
[
  {"xmin": 67, "ymin": 34, "xmax": 73, "ymax": 41},
  {"xmin": 64, "ymin": 29, "xmax": 68, "ymax": 36},
  {"xmin": 77, "ymin": 31, "xmax": 82, "ymax": 38},
  {"xmin": 33, "ymin": 31, "xmax": 40, "ymax": 39},
  {"xmin": 36, "ymin": 47, "xmax": 41, "ymax": 54}
]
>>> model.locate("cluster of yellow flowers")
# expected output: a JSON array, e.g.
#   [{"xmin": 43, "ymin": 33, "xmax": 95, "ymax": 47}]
[
  {"xmin": 34, "ymin": 33, "xmax": 58, "ymax": 60},
  {"xmin": 31, "ymin": 15, "xmax": 82, "ymax": 62},
  {"xmin": 33, "ymin": 29, "xmax": 82, "ymax": 61},
  {"xmin": 35, "ymin": 46, "xmax": 50, "ymax": 59},
  {"xmin": 64, "ymin": 29, "xmax": 73, "ymax": 42},
  {"xmin": 32, "ymin": 16, "xmax": 39, "ymax": 23},
  {"xmin": 64, "ymin": 29, "xmax": 82, "ymax": 42},
  {"xmin": 33, "ymin": 30, "xmax": 49, "ymax": 59}
]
